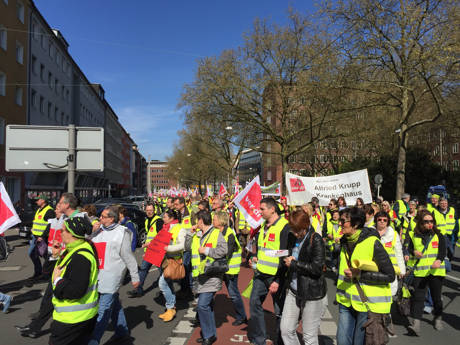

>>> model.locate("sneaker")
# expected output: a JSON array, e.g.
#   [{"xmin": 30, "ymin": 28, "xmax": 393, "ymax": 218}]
[
  {"xmin": 127, "ymin": 289, "xmax": 143, "ymax": 298},
  {"xmin": 2, "ymin": 295, "xmax": 12, "ymax": 313}
]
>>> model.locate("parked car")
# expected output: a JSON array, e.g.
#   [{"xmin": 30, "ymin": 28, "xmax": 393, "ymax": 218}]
[
  {"xmin": 125, "ymin": 195, "xmax": 146, "ymax": 210},
  {"xmin": 94, "ymin": 201, "xmax": 146, "ymax": 247}
]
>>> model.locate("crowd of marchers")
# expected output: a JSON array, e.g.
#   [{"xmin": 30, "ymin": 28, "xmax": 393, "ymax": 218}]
[{"xmin": 0, "ymin": 191, "xmax": 458, "ymax": 345}]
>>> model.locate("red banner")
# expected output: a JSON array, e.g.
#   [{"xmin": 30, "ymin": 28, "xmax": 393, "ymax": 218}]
[
  {"xmin": 143, "ymin": 230, "xmax": 172, "ymax": 267},
  {"xmin": 234, "ymin": 176, "xmax": 263, "ymax": 229}
]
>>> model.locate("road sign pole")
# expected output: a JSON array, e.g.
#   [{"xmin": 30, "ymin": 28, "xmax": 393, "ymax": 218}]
[{"xmin": 68, "ymin": 124, "xmax": 76, "ymax": 194}]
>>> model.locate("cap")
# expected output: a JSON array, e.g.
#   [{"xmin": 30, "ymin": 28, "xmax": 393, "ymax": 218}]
[
  {"xmin": 64, "ymin": 217, "xmax": 92, "ymax": 239},
  {"xmin": 401, "ymin": 193, "xmax": 410, "ymax": 199},
  {"xmin": 431, "ymin": 194, "xmax": 440, "ymax": 199},
  {"xmin": 35, "ymin": 194, "xmax": 48, "ymax": 201}
]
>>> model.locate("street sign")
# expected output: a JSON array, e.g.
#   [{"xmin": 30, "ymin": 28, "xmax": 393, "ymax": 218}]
[
  {"xmin": 5, "ymin": 125, "xmax": 104, "ymax": 172},
  {"xmin": 374, "ymin": 174, "xmax": 383, "ymax": 185}
]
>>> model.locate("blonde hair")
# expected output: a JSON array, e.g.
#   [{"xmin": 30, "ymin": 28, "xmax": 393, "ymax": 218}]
[
  {"xmin": 301, "ymin": 203, "xmax": 313, "ymax": 217},
  {"xmin": 214, "ymin": 211, "xmax": 229, "ymax": 227}
]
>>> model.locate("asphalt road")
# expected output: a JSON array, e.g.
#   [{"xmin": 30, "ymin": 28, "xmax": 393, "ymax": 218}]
[{"xmin": 0, "ymin": 228, "xmax": 192, "ymax": 345}]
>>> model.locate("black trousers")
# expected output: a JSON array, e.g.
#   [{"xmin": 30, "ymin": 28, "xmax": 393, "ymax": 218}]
[
  {"xmin": 411, "ymin": 275, "xmax": 444, "ymax": 319},
  {"xmin": 29, "ymin": 282, "xmax": 54, "ymax": 331},
  {"xmin": 49, "ymin": 316, "xmax": 96, "ymax": 345}
]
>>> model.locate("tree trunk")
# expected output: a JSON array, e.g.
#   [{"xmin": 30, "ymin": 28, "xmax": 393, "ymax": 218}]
[
  {"xmin": 396, "ymin": 125, "xmax": 408, "ymax": 200},
  {"xmin": 281, "ymin": 153, "xmax": 289, "ymax": 196}
]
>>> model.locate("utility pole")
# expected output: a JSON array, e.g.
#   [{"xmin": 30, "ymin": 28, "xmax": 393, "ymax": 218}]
[{"xmin": 68, "ymin": 124, "xmax": 76, "ymax": 194}]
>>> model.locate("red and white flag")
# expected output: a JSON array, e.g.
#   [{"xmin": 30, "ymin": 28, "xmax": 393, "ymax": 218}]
[
  {"xmin": 233, "ymin": 182, "xmax": 240, "ymax": 197},
  {"xmin": 0, "ymin": 182, "xmax": 21, "ymax": 235},
  {"xmin": 218, "ymin": 183, "xmax": 227, "ymax": 198},
  {"xmin": 233, "ymin": 176, "xmax": 263, "ymax": 229}
]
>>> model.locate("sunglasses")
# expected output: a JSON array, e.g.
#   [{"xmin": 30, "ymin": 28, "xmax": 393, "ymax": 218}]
[
  {"xmin": 339, "ymin": 218, "xmax": 349, "ymax": 224},
  {"xmin": 423, "ymin": 219, "xmax": 434, "ymax": 224},
  {"xmin": 377, "ymin": 218, "xmax": 388, "ymax": 222}
]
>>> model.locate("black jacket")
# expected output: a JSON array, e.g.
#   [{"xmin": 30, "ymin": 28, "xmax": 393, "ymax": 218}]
[
  {"xmin": 339, "ymin": 228, "xmax": 395, "ymax": 284},
  {"xmin": 287, "ymin": 229, "xmax": 327, "ymax": 301}
]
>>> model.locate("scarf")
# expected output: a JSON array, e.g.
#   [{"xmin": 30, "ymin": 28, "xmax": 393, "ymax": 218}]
[
  {"xmin": 101, "ymin": 223, "xmax": 118, "ymax": 231},
  {"xmin": 161, "ymin": 219, "xmax": 179, "ymax": 232},
  {"xmin": 346, "ymin": 229, "xmax": 361, "ymax": 243}
]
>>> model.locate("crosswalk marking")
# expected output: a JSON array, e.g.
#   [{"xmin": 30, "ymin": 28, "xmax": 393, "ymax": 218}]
[
  {"xmin": 173, "ymin": 320, "xmax": 194, "ymax": 334},
  {"xmin": 165, "ymin": 337, "xmax": 187, "ymax": 345}
]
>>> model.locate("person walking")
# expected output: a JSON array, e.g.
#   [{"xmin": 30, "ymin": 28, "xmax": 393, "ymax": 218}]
[
  {"xmin": 405, "ymin": 209, "xmax": 446, "ymax": 334},
  {"xmin": 158, "ymin": 209, "xmax": 185, "ymax": 322},
  {"xmin": 29, "ymin": 194, "xmax": 55, "ymax": 282},
  {"xmin": 248, "ymin": 197, "xmax": 291, "ymax": 345},
  {"xmin": 213, "ymin": 211, "xmax": 247, "ymax": 326},
  {"xmin": 49, "ymin": 217, "xmax": 98, "ymax": 345},
  {"xmin": 280, "ymin": 210, "xmax": 327, "ymax": 345},
  {"xmin": 127, "ymin": 203, "xmax": 163, "ymax": 297},
  {"xmin": 88, "ymin": 205, "xmax": 140, "ymax": 345},
  {"xmin": 335, "ymin": 207, "xmax": 395, "ymax": 345},
  {"xmin": 185, "ymin": 210, "xmax": 227, "ymax": 345}
]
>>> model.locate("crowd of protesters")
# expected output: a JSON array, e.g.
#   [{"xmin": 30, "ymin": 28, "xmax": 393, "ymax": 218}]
[{"xmin": 1, "ymin": 189, "xmax": 458, "ymax": 345}]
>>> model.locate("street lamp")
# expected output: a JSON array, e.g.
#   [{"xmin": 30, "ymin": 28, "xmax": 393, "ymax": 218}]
[{"xmin": 225, "ymin": 126, "xmax": 233, "ymax": 130}]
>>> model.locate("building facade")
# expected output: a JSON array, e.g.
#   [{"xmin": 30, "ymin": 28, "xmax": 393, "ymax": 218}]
[
  {"xmin": 237, "ymin": 149, "xmax": 262, "ymax": 186},
  {"xmin": 148, "ymin": 160, "xmax": 175, "ymax": 191},
  {"xmin": 0, "ymin": 0, "xmax": 31, "ymax": 204}
]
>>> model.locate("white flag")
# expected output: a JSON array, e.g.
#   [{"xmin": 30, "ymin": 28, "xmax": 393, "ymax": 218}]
[{"xmin": 0, "ymin": 182, "xmax": 21, "ymax": 234}]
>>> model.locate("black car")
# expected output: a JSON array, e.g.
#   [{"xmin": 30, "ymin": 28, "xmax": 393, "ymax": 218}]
[{"xmin": 94, "ymin": 202, "xmax": 147, "ymax": 247}]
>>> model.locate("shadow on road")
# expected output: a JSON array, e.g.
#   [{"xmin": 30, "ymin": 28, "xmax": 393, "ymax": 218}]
[{"xmin": 12, "ymin": 289, "xmax": 43, "ymax": 305}]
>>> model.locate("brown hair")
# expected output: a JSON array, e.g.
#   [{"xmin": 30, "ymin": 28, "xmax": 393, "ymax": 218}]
[
  {"xmin": 289, "ymin": 210, "xmax": 311, "ymax": 234},
  {"xmin": 414, "ymin": 209, "xmax": 441, "ymax": 236},
  {"xmin": 83, "ymin": 204, "xmax": 97, "ymax": 217}
]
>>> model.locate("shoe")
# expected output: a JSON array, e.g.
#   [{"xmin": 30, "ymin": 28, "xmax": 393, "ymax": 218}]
[
  {"xmin": 197, "ymin": 335, "xmax": 217, "ymax": 344},
  {"xmin": 20, "ymin": 330, "xmax": 39, "ymax": 338},
  {"xmin": 15, "ymin": 325, "xmax": 30, "ymax": 332},
  {"xmin": 127, "ymin": 289, "xmax": 143, "ymax": 298},
  {"xmin": 2, "ymin": 295, "xmax": 12, "ymax": 313},
  {"xmin": 408, "ymin": 319, "xmax": 420, "ymax": 336},
  {"xmin": 162, "ymin": 308, "xmax": 176, "ymax": 322},
  {"xmin": 189, "ymin": 319, "xmax": 200, "ymax": 327},
  {"xmin": 434, "ymin": 316, "xmax": 444, "ymax": 330},
  {"xmin": 158, "ymin": 310, "xmax": 168, "ymax": 319},
  {"xmin": 232, "ymin": 318, "xmax": 248, "ymax": 326}
]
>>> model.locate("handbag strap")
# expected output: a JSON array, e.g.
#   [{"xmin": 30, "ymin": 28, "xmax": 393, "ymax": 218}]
[
  {"xmin": 343, "ymin": 243, "xmax": 371, "ymax": 312},
  {"xmin": 411, "ymin": 234, "xmax": 434, "ymax": 269}
]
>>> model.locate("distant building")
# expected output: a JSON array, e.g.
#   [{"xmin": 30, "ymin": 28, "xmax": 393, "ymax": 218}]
[
  {"xmin": 0, "ymin": 0, "xmax": 31, "ymax": 204},
  {"xmin": 237, "ymin": 149, "xmax": 262, "ymax": 186},
  {"xmin": 148, "ymin": 160, "xmax": 175, "ymax": 192}
]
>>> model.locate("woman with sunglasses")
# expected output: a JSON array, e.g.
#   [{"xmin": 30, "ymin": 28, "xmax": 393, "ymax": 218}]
[
  {"xmin": 405, "ymin": 209, "xmax": 446, "ymax": 334},
  {"xmin": 336, "ymin": 207, "xmax": 395, "ymax": 345}
]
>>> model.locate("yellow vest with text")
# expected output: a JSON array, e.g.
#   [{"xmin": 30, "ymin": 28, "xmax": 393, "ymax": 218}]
[
  {"xmin": 433, "ymin": 207, "xmax": 456, "ymax": 236},
  {"xmin": 336, "ymin": 235, "xmax": 392, "ymax": 314},
  {"xmin": 144, "ymin": 216, "xmax": 161, "ymax": 252},
  {"xmin": 409, "ymin": 232, "xmax": 445, "ymax": 277},
  {"xmin": 52, "ymin": 241, "xmax": 98, "ymax": 324},
  {"xmin": 257, "ymin": 217, "xmax": 289, "ymax": 276},
  {"xmin": 32, "ymin": 205, "xmax": 53, "ymax": 236},
  {"xmin": 381, "ymin": 231, "xmax": 401, "ymax": 275},
  {"xmin": 237, "ymin": 210, "xmax": 250, "ymax": 232},
  {"xmin": 326, "ymin": 221, "xmax": 342, "ymax": 251},
  {"xmin": 191, "ymin": 228, "xmax": 220, "ymax": 278},
  {"xmin": 223, "ymin": 227, "xmax": 242, "ymax": 275}
]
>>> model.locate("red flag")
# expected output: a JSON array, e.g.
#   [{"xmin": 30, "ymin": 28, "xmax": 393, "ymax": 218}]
[
  {"xmin": 233, "ymin": 176, "xmax": 263, "ymax": 228},
  {"xmin": 219, "ymin": 183, "xmax": 227, "ymax": 198},
  {"xmin": 0, "ymin": 182, "xmax": 21, "ymax": 235}
]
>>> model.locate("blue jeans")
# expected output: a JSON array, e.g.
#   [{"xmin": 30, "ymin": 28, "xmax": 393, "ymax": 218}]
[
  {"xmin": 248, "ymin": 276, "xmax": 284, "ymax": 345},
  {"xmin": 224, "ymin": 274, "xmax": 247, "ymax": 321},
  {"xmin": 88, "ymin": 292, "xmax": 128, "ymax": 345},
  {"xmin": 28, "ymin": 235, "xmax": 42, "ymax": 276},
  {"xmin": 336, "ymin": 304, "xmax": 367, "ymax": 345},
  {"xmin": 137, "ymin": 259, "xmax": 153, "ymax": 293},
  {"xmin": 159, "ymin": 270, "xmax": 176, "ymax": 309},
  {"xmin": 181, "ymin": 251, "xmax": 193, "ymax": 291},
  {"xmin": 197, "ymin": 292, "xmax": 216, "ymax": 339}
]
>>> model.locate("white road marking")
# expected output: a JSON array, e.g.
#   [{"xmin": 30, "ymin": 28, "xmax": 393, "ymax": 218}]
[
  {"xmin": 446, "ymin": 274, "xmax": 460, "ymax": 282},
  {"xmin": 184, "ymin": 307, "xmax": 195, "ymax": 318},
  {"xmin": 230, "ymin": 334, "xmax": 250, "ymax": 343},
  {"xmin": 165, "ymin": 337, "xmax": 187, "ymax": 345},
  {"xmin": 320, "ymin": 320, "xmax": 338, "ymax": 337},
  {"xmin": 173, "ymin": 320, "xmax": 194, "ymax": 334},
  {"xmin": 0, "ymin": 266, "xmax": 22, "ymax": 271},
  {"xmin": 322, "ymin": 308, "xmax": 332, "ymax": 319}
]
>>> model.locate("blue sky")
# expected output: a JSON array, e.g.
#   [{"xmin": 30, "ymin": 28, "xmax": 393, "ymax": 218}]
[{"xmin": 36, "ymin": 0, "xmax": 315, "ymax": 160}]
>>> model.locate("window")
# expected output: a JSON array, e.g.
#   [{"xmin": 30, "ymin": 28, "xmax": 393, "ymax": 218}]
[
  {"xmin": 54, "ymin": 106, "xmax": 58, "ymax": 121},
  {"xmin": 55, "ymin": 79, "xmax": 59, "ymax": 94},
  {"xmin": 39, "ymin": 96, "xmax": 45, "ymax": 113},
  {"xmin": 31, "ymin": 55, "xmax": 37, "ymax": 74},
  {"xmin": 32, "ymin": 21, "xmax": 38, "ymax": 41},
  {"xmin": 61, "ymin": 112, "xmax": 64, "ymax": 124},
  {"xmin": 3, "ymin": 0, "xmax": 8, "ymax": 5},
  {"xmin": 15, "ymin": 87, "xmax": 22, "ymax": 106},
  {"xmin": 267, "ymin": 170, "xmax": 272, "ymax": 181},
  {"xmin": 453, "ymin": 143, "xmax": 459, "ymax": 154},
  {"xmin": 0, "ymin": 117, "xmax": 4, "ymax": 145},
  {"xmin": 31, "ymin": 89, "xmax": 37, "ymax": 107},
  {"xmin": 16, "ymin": 41, "xmax": 24, "ymax": 64},
  {"xmin": 61, "ymin": 85, "xmax": 64, "ymax": 98},
  {"xmin": 0, "ymin": 25, "xmax": 6, "ymax": 51},
  {"xmin": 47, "ymin": 102, "xmax": 52, "ymax": 118},
  {"xmin": 40, "ymin": 30, "xmax": 46, "ymax": 49},
  {"xmin": 48, "ymin": 72, "xmax": 53, "ymax": 89},
  {"xmin": 17, "ymin": 2, "xmax": 24, "ymax": 23},
  {"xmin": 40, "ymin": 64, "xmax": 45, "ymax": 81},
  {"xmin": 48, "ymin": 42, "xmax": 54, "ymax": 60},
  {"xmin": 56, "ymin": 52, "xmax": 61, "ymax": 66},
  {"xmin": 453, "ymin": 160, "xmax": 459, "ymax": 171},
  {"xmin": 0, "ymin": 71, "xmax": 5, "ymax": 96}
]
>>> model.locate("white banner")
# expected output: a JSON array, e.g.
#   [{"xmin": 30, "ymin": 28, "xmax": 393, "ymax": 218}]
[
  {"xmin": 285, "ymin": 169, "xmax": 372, "ymax": 206},
  {"xmin": 233, "ymin": 176, "xmax": 263, "ymax": 229}
]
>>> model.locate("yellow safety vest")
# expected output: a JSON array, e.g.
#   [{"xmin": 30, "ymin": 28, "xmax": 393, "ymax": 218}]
[
  {"xmin": 166, "ymin": 224, "xmax": 183, "ymax": 260},
  {"xmin": 256, "ymin": 217, "xmax": 289, "ymax": 276},
  {"xmin": 401, "ymin": 214, "xmax": 416, "ymax": 242},
  {"xmin": 393, "ymin": 200, "xmax": 407, "ymax": 219},
  {"xmin": 456, "ymin": 219, "xmax": 460, "ymax": 248},
  {"xmin": 222, "ymin": 227, "xmax": 242, "ymax": 275},
  {"xmin": 144, "ymin": 216, "xmax": 161, "ymax": 252},
  {"xmin": 181, "ymin": 214, "xmax": 192, "ymax": 230},
  {"xmin": 326, "ymin": 221, "xmax": 342, "ymax": 251},
  {"xmin": 31, "ymin": 205, "xmax": 53, "ymax": 236},
  {"xmin": 191, "ymin": 228, "xmax": 220, "ymax": 277},
  {"xmin": 237, "ymin": 210, "xmax": 250, "ymax": 232},
  {"xmin": 433, "ymin": 208, "xmax": 456, "ymax": 236},
  {"xmin": 381, "ymin": 231, "xmax": 401, "ymax": 275},
  {"xmin": 336, "ymin": 235, "xmax": 392, "ymax": 314},
  {"xmin": 409, "ymin": 232, "xmax": 446, "ymax": 277},
  {"xmin": 427, "ymin": 203, "xmax": 436, "ymax": 213},
  {"xmin": 52, "ymin": 241, "xmax": 98, "ymax": 324}
]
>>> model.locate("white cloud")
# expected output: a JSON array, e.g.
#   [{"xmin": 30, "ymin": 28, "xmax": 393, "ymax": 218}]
[{"xmin": 115, "ymin": 105, "xmax": 182, "ymax": 160}]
